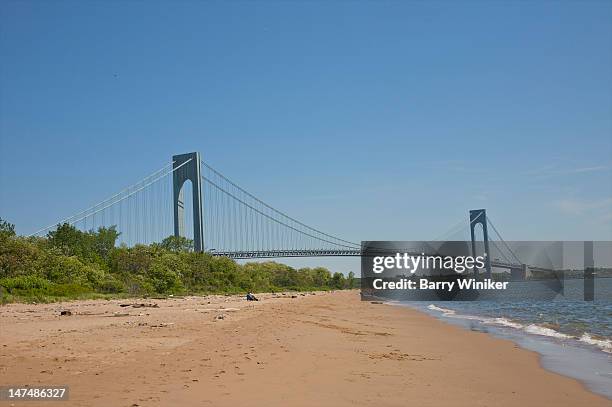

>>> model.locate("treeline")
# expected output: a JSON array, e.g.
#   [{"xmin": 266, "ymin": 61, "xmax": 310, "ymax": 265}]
[{"xmin": 0, "ymin": 219, "xmax": 355, "ymax": 303}]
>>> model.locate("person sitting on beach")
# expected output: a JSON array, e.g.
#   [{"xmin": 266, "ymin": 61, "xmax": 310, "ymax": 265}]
[{"xmin": 246, "ymin": 292, "xmax": 259, "ymax": 301}]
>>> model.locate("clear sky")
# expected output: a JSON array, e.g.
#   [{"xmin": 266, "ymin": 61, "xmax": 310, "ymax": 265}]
[{"xmin": 1, "ymin": 1, "xmax": 611, "ymax": 273}]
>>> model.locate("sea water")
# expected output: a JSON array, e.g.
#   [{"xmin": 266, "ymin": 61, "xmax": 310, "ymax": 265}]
[{"xmin": 398, "ymin": 278, "xmax": 612, "ymax": 399}]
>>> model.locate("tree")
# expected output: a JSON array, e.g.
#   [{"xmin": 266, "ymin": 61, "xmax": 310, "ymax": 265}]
[
  {"xmin": 159, "ymin": 235, "xmax": 194, "ymax": 252},
  {"xmin": 1, "ymin": 218, "xmax": 355, "ymax": 302},
  {"xmin": 347, "ymin": 271, "xmax": 355, "ymax": 289},
  {"xmin": 311, "ymin": 267, "xmax": 330, "ymax": 287},
  {"xmin": 330, "ymin": 272, "xmax": 345, "ymax": 289},
  {"xmin": 93, "ymin": 226, "xmax": 120, "ymax": 260},
  {"xmin": 47, "ymin": 223, "xmax": 86, "ymax": 257},
  {"xmin": 0, "ymin": 218, "xmax": 16, "ymax": 238},
  {"xmin": 46, "ymin": 223, "xmax": 119, "ymax": 264}
]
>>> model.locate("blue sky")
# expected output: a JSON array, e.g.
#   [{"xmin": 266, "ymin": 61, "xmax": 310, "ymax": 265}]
[{"xmin": 1, "ymin": 1, "xmax": 611, "ymax": 273}]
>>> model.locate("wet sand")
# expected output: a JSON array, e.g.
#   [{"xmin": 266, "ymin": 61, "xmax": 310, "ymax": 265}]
[{"xmin": 0, "ymin": 291, "xmax": 609, "ymax": 406}]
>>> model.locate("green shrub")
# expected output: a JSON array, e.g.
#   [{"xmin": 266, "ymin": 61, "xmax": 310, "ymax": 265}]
[
  {"xmin": 0, "ymin": 275, "xmax": 51, "ymax": 291},
  {"xmin": 0, "ymin": 235, "xmax": 47, "ymax": 278},
  {"xmin": 147, "ymin": 254, "xmax": 185, "ymax": 294},
  {"xmin": 45, "ymin": 256, "xmax": 95, "ymax": 286},
  {"xmin": 95, "ymin": 275, "xmax": 125, "ymax": 293},
  {"xmin": 0, "ymin": 221, "xmax": 351, "ymax": 303},
  {"xmin": 46, "ymin": 283, "xmax": 90, "ymax": 297},
  {"xmin": 124, "ymin": 274, "xmax": 155, "ymax": 296}
]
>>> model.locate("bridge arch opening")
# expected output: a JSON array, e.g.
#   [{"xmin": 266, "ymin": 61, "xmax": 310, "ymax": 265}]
[
  {"xmin": 472, "ymin": 222, "xmax": 485, "ymax": 254},
  {"xmin": 172, "ymin": 152, "xmax": 204, "ymax": 252},
  {"xmin": 176, "ymin": 179, "xmax": 194, "ymax": 244}
]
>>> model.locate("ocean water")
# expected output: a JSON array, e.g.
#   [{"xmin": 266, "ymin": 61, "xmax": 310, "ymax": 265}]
[{"xmin": 398, "ymin": 278, "xmax": 612, "ymax": 399}]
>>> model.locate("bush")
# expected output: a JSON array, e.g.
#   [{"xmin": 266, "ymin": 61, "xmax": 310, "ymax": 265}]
[
  {"xmin": 95, "ymin": 275, "xmax": 125, "ymax": 293},
  {"xmin": 45, "ymin": 256, "xmax": 101, "ymax": 287},
  {"xmin": 0, "ymin": 275, "xmax": 51, "ymax": 292},
  {"xmin": 0, "ymin": 235, "xmax": 47, "ymax": 278},
  {"xmin": 330, "ymin": 272, "xmax": 346, "ymax": 289},
  {"xmin": 46, "ymin": 283, "xmax": 90, "ymax": 297},
  {"xmin": 110, "ymin": 245, "xmax": 155, "ymax": 276},
  {"xmin": 124, "ymin": 274, "xmax": 155, "ymax": 296},
  {"xmin": 147, "ymin": 254, "xmax": 185, "ymax": 294},
  {"xmin": 0, "ymin": 222, "xmax": 352, "ymax": 302}
]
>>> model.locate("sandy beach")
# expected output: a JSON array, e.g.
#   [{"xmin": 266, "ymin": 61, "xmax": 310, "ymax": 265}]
[{"xmin": 0, "ymin": 290, "xmax": 609, "ymax": 407}]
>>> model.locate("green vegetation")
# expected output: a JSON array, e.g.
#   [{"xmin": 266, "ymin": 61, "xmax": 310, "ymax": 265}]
[{"xmin": 0, "ymin": 218, "xmax": 355, "ymax": 304}]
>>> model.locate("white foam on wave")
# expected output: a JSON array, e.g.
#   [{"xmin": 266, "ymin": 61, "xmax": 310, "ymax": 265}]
[
  {"xmin": 523, "ymin": 324, "xmax": 572, "ymax": 339},
  {"xmin": 579, "ymin": 333, "xmax": 612, "ymax": 354},
  {"xmin": 427, "ymin": 304, "xmax": 456, "ymax": 315},
  {"xmin": 489, "ymin": 317, "xmax": 524, "ymax": 329},
  {"xmin": 425, "ymin": 304, "xmax": 612, "ymax": 354}
]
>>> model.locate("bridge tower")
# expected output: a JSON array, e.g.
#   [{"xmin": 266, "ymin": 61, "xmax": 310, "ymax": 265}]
[
  {"xmin": 510, "ymin": 264, "xmax": 527, "ymax": 281},
  {"xmin": 173, "ymin": 152, "xmax": 204, "ymax": 252},
  {"xmin": 469, "ymin": 209, "xmax": 492, "ymax": 278},
  {"xmin": 584, "ymin": 241, "xmax": 594, "ymax": 301}
]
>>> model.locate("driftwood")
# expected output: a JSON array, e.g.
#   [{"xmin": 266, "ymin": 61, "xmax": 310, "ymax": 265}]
[{"xmin": 119, "ymin": 303, "xmax": 159, "ymax": 308}]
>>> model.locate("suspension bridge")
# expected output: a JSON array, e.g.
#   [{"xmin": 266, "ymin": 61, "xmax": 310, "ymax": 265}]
[{"xmin": 29, "ymin": 151, "xmax": 535, "ymax": 279}]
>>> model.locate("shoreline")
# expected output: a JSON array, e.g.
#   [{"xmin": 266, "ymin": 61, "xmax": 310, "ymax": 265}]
[
  {"xmin": 400, "ymin": 301, "xmax": 612, "ymax": 399},
  {"xmin": 0, "ymin": 290, "xmax": 609, "ymax": 406}
]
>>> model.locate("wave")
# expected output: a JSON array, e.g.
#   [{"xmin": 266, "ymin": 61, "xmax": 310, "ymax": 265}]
[
  {"xmin": 489, "ymin": 317, "xmax": 523, "ymax": 329},
  {"xmin": 579, "ymin": 333, "xmax": 612, "ymax": 354},
  {"xmin": 523, "ymin": 324, "xmax": 572, "ymax": 339},
  {"xmin": 425, "ymin": 304, "xmax": 611, "ymax": 354},
  {"xmin": 426, "ymin": 304, "xmax": 455, "ymax": 314}
]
